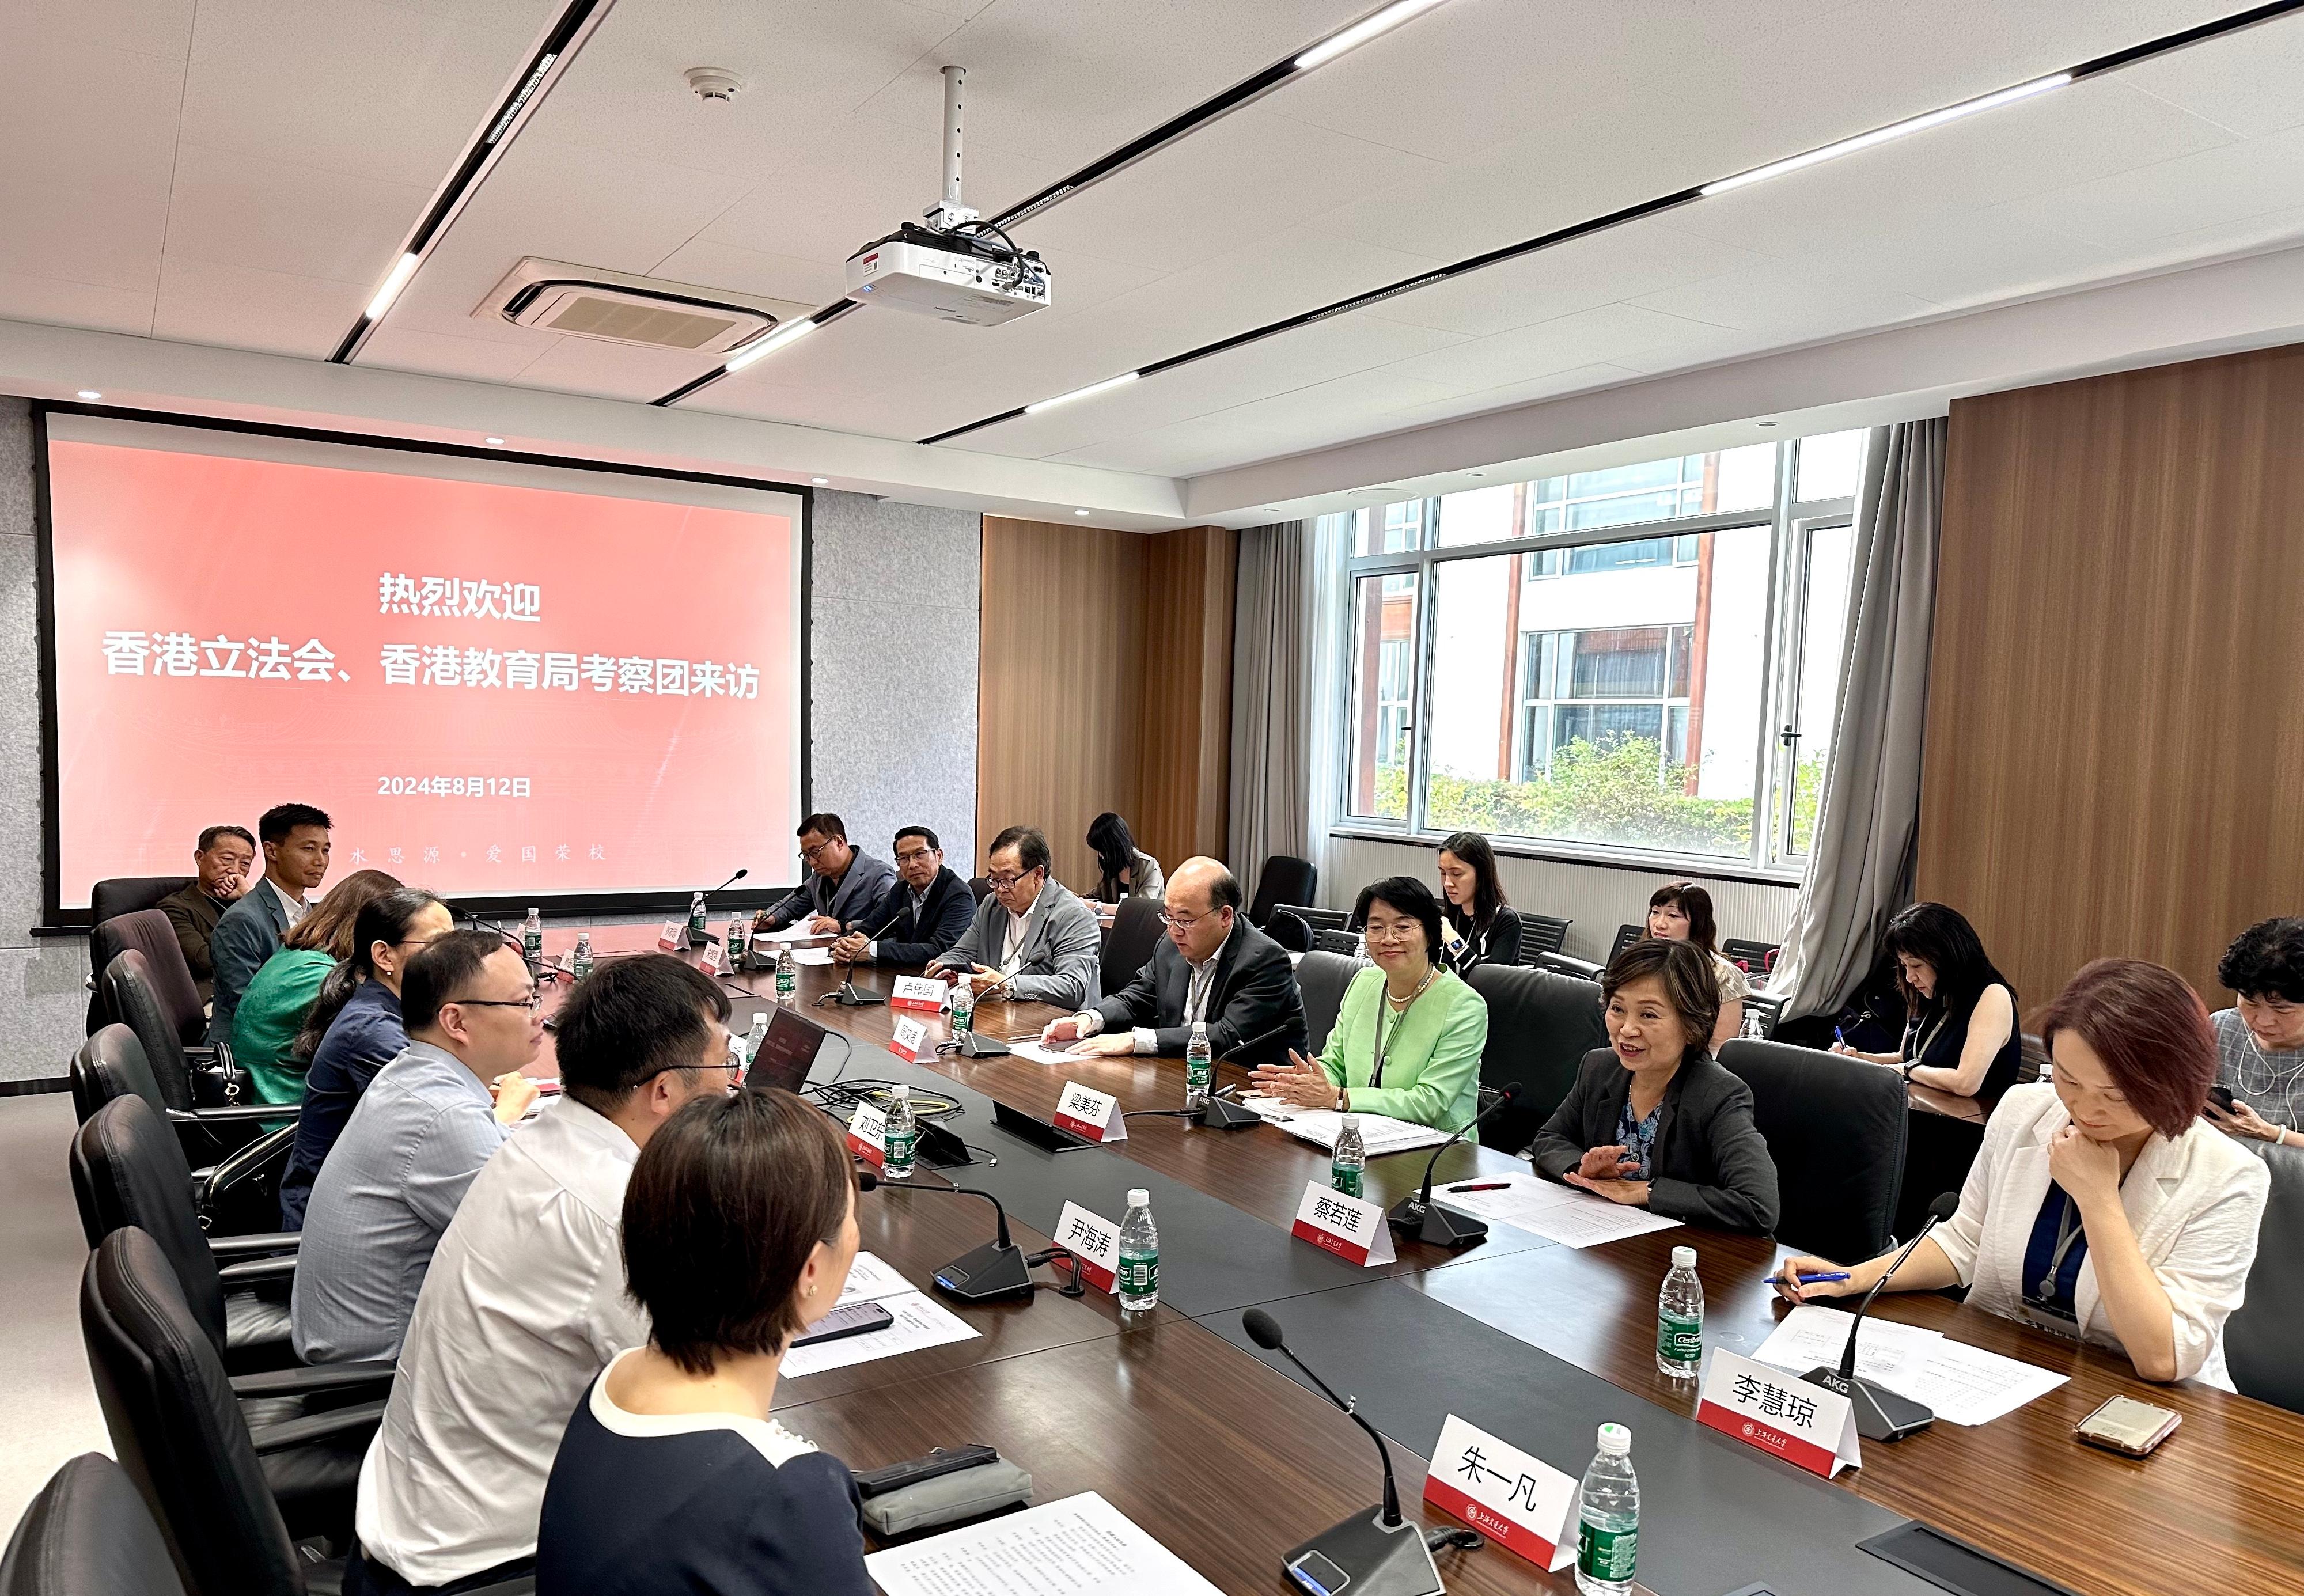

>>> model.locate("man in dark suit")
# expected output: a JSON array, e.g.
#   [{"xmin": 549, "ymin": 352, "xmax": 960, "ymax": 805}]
[
  {"xmin": 1042, "ymin": 857, "xmax": 1303, "ymax": 1065},
  {"xmin": 829, "ymin": 825, "xmax": 975, "ymax": 967},
  {"xmin": 209, "ymin": 802, "xmax": 332, "ymax": 1043},
  {"xmin": 158, "ymin": 822, "xmax": 256, "ymax": 1002}
]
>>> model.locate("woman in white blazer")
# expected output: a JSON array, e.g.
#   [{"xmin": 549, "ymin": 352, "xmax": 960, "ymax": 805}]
[{"xmin": 1778, "ymin": 958, "xmax": 2270, "ymax": 1387}]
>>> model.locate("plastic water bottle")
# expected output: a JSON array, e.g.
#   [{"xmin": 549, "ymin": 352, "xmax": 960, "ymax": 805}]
[
  {"xmin": 884, "ymin": 1085, "xmax": 917, "ymax": 1180},
  {"xmin": 1331, "ymin": 1114, "xmax": 1366, "ymax": 1199},
  {"xmin": 688, "ymin": 890, "xmax": 708, "ymax": 938},
  {"xmin": 742, "ymin": 1013, "xmax": 768, "ymax": 1077},
  {"xmin": 775, "ymin": 948, "xmax": 797, "ymax": 1007},
  {"xmin": 1575, "ymin": 1424, "xmax": 1639, "ymax": 1596},
  {"xmin": 1117, "ymin": 1189, "xmax": 1159, "ymax": 1311},
  {"xmin": 949, "ymin": 973, "xmax": 975, "ymax": 1036},
  {"xmin": 1741, "ymin": 1004, "xmax": 1764, "ymax": 1040},
  {"xmin": 726, "ymin": 913, "xmax": 749, "ymax": 968},
  {"xmin": 1184, "ymin": 1020, "xmax": 1212, "ymax": 1109},
  {"xmin": 1657, "ymin": 1245, "xmax": 1703, "ymax": 1381},
  {"xmin": 570, "ymin": 930, "xmax": 593, "ymax": 981},
  {"xmin": 521, "ymin": 907, "xmax": 543, "ymax": 976}
]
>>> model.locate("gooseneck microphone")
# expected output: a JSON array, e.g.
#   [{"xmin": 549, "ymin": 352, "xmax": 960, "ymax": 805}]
[
  {"xmin": 861, "ymin": 1172, "xmax": 1033, "ymax": 1302},
  {"xmin": 680, "ymin": 868, "xmax": 749, "ymax": 950},
  {"xmin": 1241, "ymin": 1309, "xmax": 1442, "ymax": 1596},
  {"xmin": 1799, "ymin": 1191, "xmax": 1960, "ymax": 1442},
  {"xmin": 1196, "ymin": 1020, "xmax": 1297, "ymax": 1127},
  {"xmin": 1388, "ymin": 1082, "xmax": 1524, "ymax": 1246},
  {"xmin": 827, "ymin": 901, "xmax": 910, "ymax": 1009}
]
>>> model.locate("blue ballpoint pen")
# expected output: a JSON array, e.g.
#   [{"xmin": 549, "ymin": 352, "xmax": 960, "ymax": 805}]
[{"xmin": 1769, "ymin": 1269, "xmax": 1851, "ymax": 1284}]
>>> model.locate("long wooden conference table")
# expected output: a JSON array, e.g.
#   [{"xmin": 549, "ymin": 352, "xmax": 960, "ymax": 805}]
[{"xmin": 539, "ymin": 925, "xmax": 2303, "ymax": 1596}]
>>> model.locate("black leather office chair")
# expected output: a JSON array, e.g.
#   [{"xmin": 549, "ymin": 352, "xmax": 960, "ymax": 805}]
[
  {"xmin": 79, "ymin": 1229, "xmax": 449, "ymax": 1596},
  {"xmin": 1278, "ymin": 904, "xmax": 1348, "ymax": 932},
  {"xmin": 1248, "ymin": 855, "xmax": 1318, "ymax": 929},
  {"xmin": 1722, "ymin": 938, "xmax": 1780, "ymax": 976},
  {"xmin": 1295, "ymin": 949, "xmax": 1363, "ymax": 1056},
  {"xmin": 967, "ymin": 875, "xmax": 993, "ymax": 905},
  {"xmin": 90, "ymin": 878, "xmax": 194, "ymax": 927},
  {"xmin": 0, "ymin": 1454, "xmax": 187, "ymax": 1596},
  {"xmin": 1100, "ymin": 897, "xmax": 1166, "ymax": 995},
  {"xmin": 1517, "ymin": 914, "xmax": 1571, "ymax": 963},
  {"xmin": 1265, "ymin": 911, "xmax": 1314, "ymax": 954},
  {"xmin": 70, "ymin": 1097, "xmax": 306, "ymax": 1375},
  {"xmin": 2226, "ymin": 1141, "xmax": 2304, "ymax": 1414},
  {"xmin": 88, "ymin": 912, "xmax": 206, "ymax": 1040},
  {"xmin": 73, "ymin": 1026, "xmax": 293, "ymax": 1236},
  {"xmin": 1312, "ymin": 928, "xmax": 1361, "ymax": 958},
  {"xmin": 104, "ymin": 950, "xmax": 248, "ymax": 1110},
  {"xmin": 1608, "ymin": 923, "xmax": 1643, "ymax": 963},
  {"xmin": 1465, "ymin": 964, "xmax": 1606, "ymax": 1152},
  {"xmin": 1719, "ymin": 1038, "xmax": 1907, "ymax": 1259}
]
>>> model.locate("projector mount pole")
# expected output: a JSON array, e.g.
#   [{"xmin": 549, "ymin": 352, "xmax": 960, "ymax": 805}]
[{"xmin": 926, "ymin": 65, "xmax": 978, "ymax": 233}]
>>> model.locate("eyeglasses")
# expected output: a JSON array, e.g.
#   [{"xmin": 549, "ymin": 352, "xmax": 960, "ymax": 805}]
[
  {"xmin": 1363, "ymin": 921, "xmax": 1420, "ymax": 945},
  {"xmin": 799, "ymin": 837, "xmax": 840, "ymax": 863},
  {"xmin": 452, "ymin": 991, "xmax": 544, "ymax": 1014},
  {"xmin": 1160, "ymin": 908, "xmax": 1227, "ymax": 932},
  {"xmin": 986, "ymin": 869, "xmax": 1042, "ymax": 890},
  {"xmin": 893, "ymin": 847, "xmax": 938, "ymax": 865}
]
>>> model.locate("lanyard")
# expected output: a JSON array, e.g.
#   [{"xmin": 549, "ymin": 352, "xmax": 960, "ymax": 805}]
[
  {"xmin": 1371, "ymin": 970, "xmax": 1437, "ymax": 1087},
  {"xmin": 2033, "ymin": 1192, "xmax": 2087, "ymax": 1307}
]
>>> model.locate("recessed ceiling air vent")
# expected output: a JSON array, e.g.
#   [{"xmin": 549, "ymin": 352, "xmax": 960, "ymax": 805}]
[{"xmin": 475, "ymin": 258, "xmax": 812, "ymax": 355}]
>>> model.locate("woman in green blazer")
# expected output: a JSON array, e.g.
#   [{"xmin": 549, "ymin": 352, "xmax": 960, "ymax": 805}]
[{"xmin": 1250, "ymin": 876, "xmax": 1487, "ymax": 1131}]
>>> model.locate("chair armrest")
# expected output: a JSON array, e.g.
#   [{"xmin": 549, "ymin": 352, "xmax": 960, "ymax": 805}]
[
  {"xmin": 209, "ymin": 1231, "xmax": 300, "ymax": 1259},
  {"xmin": 217, "ymin": 1254, "xmax": 298, "ymax": 1287},
  {"xmin": 231, "ymin": 1360, "xmax": 395, "ymax": 1398},
  {"xmin": 169, "ymin": 1102, "xmax": 298, "ymax": 1124},
  {"xmin": 1537, "ymin": 952, "xmax": 1605, "ymax": 981},
  {"xmin": 247, "ymin": 1400, "xmax": 388, "ymax": 1454}
]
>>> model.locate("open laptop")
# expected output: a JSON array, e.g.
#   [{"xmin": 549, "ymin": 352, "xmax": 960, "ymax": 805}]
[{"xmin": 743, "ymin": 1004, "xmax": 830, "ymax": 1095}]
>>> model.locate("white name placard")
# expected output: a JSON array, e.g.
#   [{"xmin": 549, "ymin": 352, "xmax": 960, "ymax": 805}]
[
  {"xmin": 845, "ymin": 1101, "xmax": 887, "ymax": 1168},
  {"xmin": 1052, "ymin": 1080, "xmax": 1127, "ymax": 1143},
  {"xmin": 1422, "ymin": 1415, "xmax": 1576, "ymax": 1571},
  {"xmin": 1289, "ymin": 1180, "xmax": 1396, "ymax": 1267},
  {"xmin": 1052, "ymin": 1201, "xmax": 1121, "ymax": 1293},
  {"xmin": 887, "ymin": 1016, "xmax": 931, "ymax": 1063},
  {"xmin": 890, "ymin": 976, "xmax": 948, "ymax": 1013},
  {"xmin": 1696, "ymin": 1347, "xmax": 1860, "ymax": 1478}
]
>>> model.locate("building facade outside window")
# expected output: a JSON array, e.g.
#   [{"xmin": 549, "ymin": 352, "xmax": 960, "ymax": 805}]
[{"xmin": 1337, "ymin": 431, "xmax": 1864, "ymax": 875}]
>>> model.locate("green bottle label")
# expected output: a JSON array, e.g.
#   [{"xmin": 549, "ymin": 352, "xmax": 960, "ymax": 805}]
[
  {"xmin": 1658, "ymin": 1310, "xmax": 1702, "ymax": 1363},
  {"xmin": 777, "ymin": 969, "xmax": 795, "ymax": 992},
  {"xmin": 952, "ymin": 1003, "xmax": 972, "ymax": 1035},
  {"xmin": 1117, "ymin": 1252, "xmax": 1158, "ymax": 1298},
  {"xmin": 1331, "ymin": 1166, "xmax": 1363, "ymax": 1199},
  {"xmin": 1186, "ymin": 1057, "xmax": 1212, "ymax": 1090},
  {"xmin": 1578, "ymin": 1521, "xmax": 1636, "ymax": 1580},
  {"xmin": 884, "ymin": 1129, "xmax": 916, "ymax": 1166},
  {"xmin": 572, "ymin": 954, "xmax": 591, "ymax": 979}
]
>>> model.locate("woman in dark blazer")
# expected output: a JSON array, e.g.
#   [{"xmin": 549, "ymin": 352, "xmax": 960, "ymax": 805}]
[
  {"xmin": 1435, "ymin": 831, "xmax": 1522, "ymax": 975},
  {"xmin": 1525, "ymin": 938, "xmax": 1780, "ymax": 1234}
]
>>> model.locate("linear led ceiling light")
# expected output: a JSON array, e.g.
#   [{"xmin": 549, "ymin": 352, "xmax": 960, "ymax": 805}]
[
  {"xmin": 1703, "ymin": 74, "xmax": 2070, "ymax": 196},
  {"xmin": 921, "ymin": 1, "xmax": 2304, "ymax": 446},
  {"xmin": 1297, "ymin": 0, "xmax": 1450, "ymax": 71},
  {"xmin": 328, "ymin": 0, "xmax": 616, "ymax": 363},
  {"xmin": 723, "ymin": 316, "xmax": 820, "ymax": 373},
  {"xmin": 1025, "ymin": 371, "xmax": 1139, "ymax": 415}
]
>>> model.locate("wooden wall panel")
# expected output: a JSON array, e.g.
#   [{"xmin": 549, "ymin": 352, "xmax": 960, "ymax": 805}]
[
  {"xmin": 1135, "ymin": 525, "xmax": 1237, "ymax": 873},
  {"xmin": 1918, "ymin": 346, "xmax": 2304, "ymax": 1010},
  {"xmin": 975, "ymin": 519, "xmax": 1234, "ymax": 893}
]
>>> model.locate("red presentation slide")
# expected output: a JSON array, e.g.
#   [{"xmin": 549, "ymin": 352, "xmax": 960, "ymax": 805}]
[{"xmin": 46, "ymin": 421, "xmax": 803, "ymax": 911}]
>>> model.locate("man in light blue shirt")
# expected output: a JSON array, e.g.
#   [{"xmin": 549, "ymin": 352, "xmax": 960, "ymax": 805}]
[{"xmin": 291, "ymin": 930, "xmax": 541, "ymax": 1363}]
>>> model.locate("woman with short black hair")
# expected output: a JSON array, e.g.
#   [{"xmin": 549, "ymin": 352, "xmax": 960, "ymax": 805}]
[
  {"xmin": 2206, "ymin": 916, "xmax": 2304, "ymax": 1146},
  {"xmin": 1435, "ymin": 831, "xmax": 1523, "ymax": 975},
  {"xmin": 536, "ymin": 1088, "xmax": 869, "ymax": 1596},
  {"xmin": 1526, "ymin": 938, "xmax": 1780, "ymax": 1233},
  {"xmin": 1644, "ymin": 881, "xmax": 1748, "ymax": 1050},
  {"xmin": 1085, "ymin": 812, "xmax": 1164, "ymax": 902},
  {"xmin": 1831, "ymin": 901, "xmax": 2021, "ymax": 1102}
]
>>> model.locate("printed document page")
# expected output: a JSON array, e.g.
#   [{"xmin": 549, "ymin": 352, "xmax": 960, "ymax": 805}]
[{"xmin": 864, "ymin": 1492, "xmax": 1223, "ymax": 1596}]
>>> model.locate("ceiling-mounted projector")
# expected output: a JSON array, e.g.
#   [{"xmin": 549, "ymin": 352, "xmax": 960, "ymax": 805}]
[{"xmin": 843, "ymin": 65, "xmax": 1051, "ymax": 327}]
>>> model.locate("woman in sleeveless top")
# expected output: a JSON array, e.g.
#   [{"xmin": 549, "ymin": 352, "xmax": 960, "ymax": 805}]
[{"xmin": 1833, "ymin": 901, "xmax": 2022, "ymax": 1101}]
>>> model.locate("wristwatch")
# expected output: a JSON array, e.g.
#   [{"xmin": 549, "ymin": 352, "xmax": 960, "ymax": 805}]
[{"xmin": 1900, "ymin": 1061, "xmax": 1921, "ymax": 1083}]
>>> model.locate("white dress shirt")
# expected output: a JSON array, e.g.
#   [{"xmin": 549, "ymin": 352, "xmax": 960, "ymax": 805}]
[
  {"xmin": 1931, "ymin": 1083, "xmax": 2270, "ymax": 1388},
  {"xmin": 355, "ymin": 1095, "xmax": 647, "ymax": 1583},
  {"xmin": 264, "ymin": 875, "xmax": 308, "ymax": 928},
  {"xmin": 1000, "ymin": 903, "xmax": 1033, "ymax": 971},
  {"xmin": 1127, "ymin": 943, "xmax": 1224, "ymax": 1055}
]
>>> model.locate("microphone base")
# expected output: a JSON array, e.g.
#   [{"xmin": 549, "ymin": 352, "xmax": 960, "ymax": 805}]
[
  {"xmin": 830, "ymin": 981, "xmax": 886, "ymax": 1007},
  {"xmin": 931, "ymin": 1239, "xmax": 1034, "ymax": 1302},
  {"xmin": 1196, "ymin": 1095, "xmax": 1264, "ymax": 1129},
  {"xmin": 1282, "ymin": 1508, "xmax": 1443, "ymax": 1596},
  {"xmin": 679, "ymin": 927, "xmax": 721, "ymax": 950},
  {"xmin": 1801, "ymin": 1366, "xmax": 1935, "ymax": 1441},
  {"xmin": 956, "ymin": 1031, "xmax": 1011, "ymax": 1057},
  {"xmin": 1385, "ymin": 1195, "xmax": 1490, "ymax": 1248}
]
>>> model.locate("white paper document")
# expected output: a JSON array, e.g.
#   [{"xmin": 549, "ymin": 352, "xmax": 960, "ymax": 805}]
[
  {"xmin": 778, "ymin": 1290, "xmax": 977, "ymax": 1379},
  {"xmin": 863, "ymin": 1491, "xmax": 1223, "ymax": 1596},
  {"xmin": 787, "ymin": 946, "xmax": 838, "ymax": 966},
  {"xmin": 1265, "ymin": 1106, "xmax": 1454, "ymax": 1156},
  {"xmin": 1750, "ymin": 1304, "xmax": 2066, "ymax": 1425},
  {"xmin": 830, "ymin": 1250, "xmax": 913, "ymax": 1307},
  {"xmin": 1008, "ymin": 1038, "xmax": 1087, "ymax": 1066},
  {"xmin": 1421, "ymin": 1171, "xmax": 1681, "ymax": 1248}
]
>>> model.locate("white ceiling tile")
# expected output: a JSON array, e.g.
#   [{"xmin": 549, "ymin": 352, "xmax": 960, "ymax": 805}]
[
  {"xmin": 643, "ymin": 238, "xmax": 852, "ymax": 308},
  {"xmin": 1824, "ymin": 208, "xmax": 2125, "ymax": 310},
  {"xmin": 176, "ymin": 0, "xmax": 561, "ymax": 188},
  {"xmin": 2123, "ymin": 13, "xmax": 2304, "ymax": 137},
  {"xmin": 1376, "ymin": 363, "xmax": 1652, "ymax": 430},
  {"xmin": 29, "ymin": 0, "xmax": 196, "ymax": 60},
  {"xmin": 2017, "ymin": 122, "xmax": 2304, "ymax": 248},
  {"xmin": 1627, "ymin": 261, "xmax": 1942, "ymax": 338},
  {"xmin": 150, "ymin": 255, "xmax": 370, "ymax": 357},
  {"xmin": 501, "ymin": 336, "xmax": 728, "ymax": 404},
  {"xmin": 1048, "ymin": 415, "xmax": 1307, "ymax": 476},
  {"xmin": 0, "ymin": 168, "xmax": 170, "ymax": 295},
  {"xmin": 1377, "ymin": 303, "xmax": 1732, "ymax": 395},
  {"xmin": 0, "ymin": 36, "xmax": 181, "ymax": 293},
  {"xmin": 161, "ymin": 142, "xmax": 432, "ymax": 284},
  {"xmin": 357, "ymin": 325, "xmax": 557, "ymax": 385},
  {"xmin": 0, "ymin": 271, "xmax": 154, "ymax": 337}
]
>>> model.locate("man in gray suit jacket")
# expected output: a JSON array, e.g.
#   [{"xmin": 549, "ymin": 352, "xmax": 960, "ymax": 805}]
[
  {"xmin": 761, "ymin": 811, "xmax": 897, "ymax": 934},
  {"xmin": 209, "ymin": 802, "xmax": 332, "ymax": 1044},
  {"xmin": 928, "ymin": 826, "xmax": 1102, "ymax": 1010}
]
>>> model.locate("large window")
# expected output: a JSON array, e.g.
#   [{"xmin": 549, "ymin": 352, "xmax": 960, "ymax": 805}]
[{"xmin": 1339, "ymin": 432, "xmax": 1863, "ymax": 874}]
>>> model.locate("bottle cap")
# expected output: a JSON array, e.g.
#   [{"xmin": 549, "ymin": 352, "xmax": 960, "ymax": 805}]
[
  {"xmin": 1597, "ymin": 1423, "xmax": 1631, "ymax": 1454},
  {"xmin": 1127, "ymin": 1188, "xmax": 1150, "ymax": 1208},
  {"xmin": 527, "ymin": 906, "xmax": 538, "ymax": 915},
  {"xmin": 1339, "ymin": 1113, "xmax": 1359, "ymax": 1128},
  {"xmin": 892, "ymin": 1084, "xmax": 910, "ymax": 1102},
  {"xmin": 1672, "ymin": 1245, "xmax": 1696, "ymax": 1269}
]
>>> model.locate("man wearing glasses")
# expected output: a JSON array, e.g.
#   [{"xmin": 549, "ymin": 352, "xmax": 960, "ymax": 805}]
[
  {"xmin": 759, "ymin": 812, "xmax": 896, "ymax": 935},
  {"xmin": 292, "ymin": 930, "xmax": 543, "ymax": 1363},
  {"xmin": 928, "ymin": 825, "xmax": 1103, "ymax": 1009},
  {"xmin": 347, "ymin": 956, "xmax": 734, "ymax": 1596},
  {"xmin": 830, "ymin": 824, "xmax": 975, "ymax": 968},
  {"xmin": 1041, "ymin": 857, "xmax": 1305, "ymax": 1065}
]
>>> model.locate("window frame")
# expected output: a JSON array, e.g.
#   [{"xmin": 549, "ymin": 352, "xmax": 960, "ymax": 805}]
[{"xmin": 1333, "ymin": 437, "xmax": 1862, "ymax": 882}]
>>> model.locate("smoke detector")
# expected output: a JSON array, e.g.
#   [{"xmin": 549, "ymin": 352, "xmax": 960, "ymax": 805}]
[{"xmin": 685, "ymin": 67, "xmax": 744, "ymax": 104}]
